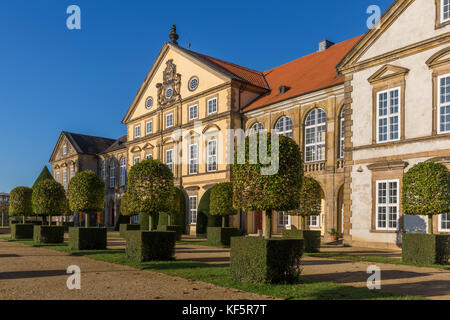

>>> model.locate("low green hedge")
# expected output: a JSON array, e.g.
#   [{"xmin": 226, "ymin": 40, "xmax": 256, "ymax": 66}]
[
  {"xmin": 125, "ymin": 230, "xmax": 176, "ymax": 262},
  {"xmin": 207, "ymin": 227, "xmax": 241, "ymax": 246},
  {"xmin": 230, "ymin": 237, "xmax": 303, "ymax": 284},
  {"xmin": 402, "ymin": 233, "xmax": 449, "ymax": 265},
  {"xmin": 11, "ymin": 224, "xmax": 34, "ymax": 239},
  {"xmin": 282, "ymin": 230, "xmax": 321, "ymax": 253},
  {"xmin": 119, "ymin": 224, "xmax": 141, "ymax": 237},
  {"xmin": 68, "ymin": 227, "xmax": 107, "ymax": 250},
  {"xmin": 157, "ymin": 225, "xmax": 184, "ymax": 241},
  {"xmin": 33, "ymin": 226, "xmax": 64, "ymax": 244}
]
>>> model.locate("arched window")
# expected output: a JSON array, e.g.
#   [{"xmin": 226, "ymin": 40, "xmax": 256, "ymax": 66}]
[
  {"xmin": 274, "ymin": 116, "xmax": 293, "ymax": 138},
  {"xmin": 110, "ymin": 160, "xmax": 115, "ymax": 188},
  {"xmin": 305, "ymin": 108, "xmax": 326, "ymax": 163},
  {"xmin": 101, "ymin": 161, "xmax": 106, "ymax": 181},
  {"xmin": 339, "ymin": 108, "xmax": 345, "ymax": 159},
  {"xmin": 120, "ymin": 157, "xmax": 126, "ymax": 186},
  {"xmin": 247, "ymin": 122, "xmax": 264, "ymax": 136}
]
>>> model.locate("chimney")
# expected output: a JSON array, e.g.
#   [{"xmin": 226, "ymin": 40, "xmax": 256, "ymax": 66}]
[{"xmin": 318, "ymin": 40, "xmax": 334, "ymax": 52}]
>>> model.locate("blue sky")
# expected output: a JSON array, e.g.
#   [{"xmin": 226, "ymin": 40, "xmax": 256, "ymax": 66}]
[{"xmin": 0, "ymin": 0, "xmax": 394, "ymax": 192}]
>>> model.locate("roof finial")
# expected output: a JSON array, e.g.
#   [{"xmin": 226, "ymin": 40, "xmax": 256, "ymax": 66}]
[{"xmin": 169, "ymin": 24, "xmax": 179, "ymax": 45}]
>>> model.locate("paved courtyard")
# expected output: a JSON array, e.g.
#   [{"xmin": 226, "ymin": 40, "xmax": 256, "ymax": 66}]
[{"xmin": 0, "ymin": 233, "xmax": 449, "ymax": 300}]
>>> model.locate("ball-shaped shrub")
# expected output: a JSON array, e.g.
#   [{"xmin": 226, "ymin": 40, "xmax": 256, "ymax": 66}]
[
  {"xmin": 68, "ymin": 170, "xmax": 105, "ymax": 226},
  {"xmin": 127, "ymin": 159, "xmax": 174, "ymax": 230},
  {"xmin": 402, "ymin": 162, "xmax": 450, "ymax": 233},
  {"xmin": 233, "ymin": 133, "xmax": 303, "ymax": 238},
  {"xmin": 9, "ymin": 186, "xmax": 33, "ymax": 223},
  {"xmin": 32, "ymin": 179, "xmax": 67, "ymax": 219},
  {"xmin": 289, "ymin": 176, "xmax": 322, "ymax": 228},
  {"xmin": 210, "ymin": 182, "xmax": 237, "ymax": 227}
]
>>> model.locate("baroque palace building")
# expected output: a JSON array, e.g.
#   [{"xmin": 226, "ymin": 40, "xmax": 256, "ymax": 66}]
[{"xmin": 49, "ymin": 0, "xmax": 450, "ymax": 248}]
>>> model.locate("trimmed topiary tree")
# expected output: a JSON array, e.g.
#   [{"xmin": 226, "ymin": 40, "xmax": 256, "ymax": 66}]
[
  {"xmin": 68, "ymin": 170, "xmax": 106, "ymax": 250},
  {"xmin": 126, "ymin": 159, "xmax": 177, "ymax": 262},
  {"xmin": 233, "ymin": 133, "xmax": 303, "ymax": 239},
  {"xmin": 32, "ymin": 179, "xmax": 67, "ymax": 243},
  {"xmin": 68, "ymin": 170, "xmax": 105, "ymax": 228},
  {"xmin": 32, "ymin": 166, "xmax": 54, "ymax": 189},
  {"xmin": 289, "ymin": 176, "xmax": 322, "ymax": 229},
  {"xmin": 402, "ymin": 162, "xmax": 450, "ymax": 234},
  {"xmin": 157, "ymin": 187, "xmax": 185, "ymax": 240},
  {"xmin": 210, "ymin": 182, "xmax": 236, "ymax": 227},
  {"xmin": 401, "ymin": 162, "xmax": 450, "ymax": 265},
  {"xmin": 127, "ymin": 159, "xmax": 175, "ymax": 231},
  {"xmin": 119, "ymin": 192, "xmax": 140, "ymax": 237},
  {"xmin": 208, "ymin": 182, "xmax": 240, "ymax": 245},
  {"xmin": 9, "ymin": 186, "xmax": 33, "ymax": 224},
  {"xmin": 9, "ymin": 186, "xmax": 34, "ymax": 239},
  {"xmin": 32, "ymin": 179, "xmax": 66, "ymax": 226}
]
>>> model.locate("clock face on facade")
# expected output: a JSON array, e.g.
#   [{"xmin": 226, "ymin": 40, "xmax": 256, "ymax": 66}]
[
  {"xmin": 165, "ymin": 88, "xmax": 173, "ymax": 99},
  {"xmin": 145, "ymin": 97, "xmax": 153, "ymax": 109},
  {"xmin": 189, "ymin": 77, "xmax": 199, "ymax": 91}
]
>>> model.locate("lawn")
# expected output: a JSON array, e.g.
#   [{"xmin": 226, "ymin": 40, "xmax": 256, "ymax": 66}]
[{"xmin": 0, "ymin": 237, "xmax": 422, "ymax": 300}]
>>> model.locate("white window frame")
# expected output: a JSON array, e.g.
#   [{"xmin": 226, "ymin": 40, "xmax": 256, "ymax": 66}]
[
  {"xmin": 339, "ymin": 108, "xmax": 345, "ymax": 159},
  {"xmin": 189, "ymin": 143, "xmax": 198, "ymax": 175},
  {"xmin": 189, "ymin": 104, "xmax": 198, "ymax": 121},
  {"xmin": 442, "ymin": 0, "xmax": 450, "ymax": 23},
  {"xmin": 56, "ymin": 172, "xmax": 60, "ymax": 183},
  {"xmin": 207, "ymin": 139, "xmax": 217, "ymax": 172},
  {"xmin": 133, "ymin": 156, "xmax": 140, "ymax": 165},
  {"xmin": 134, "ymin": 125, "xmax": 141, "ymax": 138},
  {"xmin": 375, "ymin": 179, "xmax": 400, "ymax": 231},
  {"xmin": 376, "ymin": 87, "xmax": 401, "ymax": 143},
  {"xmin": 101, "ymin": 161, "xmax": 106, "ymax": 181},
  {"xmin": 146, "ymin": 154, "xmax": 153, "ymax": 160},
  {"xmin": 189, "ymin": 196, "xmax": 198, "ymax": 225},
  {"xmin": 308, "ymin": 215, "xmax": 320, "ymax": 228},
  {"xmin": 207, "ymin": 98, "xmax": 218, "ymax": 115},
  {"xmin": 275, "ymin": 116, "xmax": 293, "ymax": 138},
  {"xmin": 277, "ymin": 212, "xmax": 291, "ymax": 227},
  {"xmin": 145, "ymin": 120, "xmax": 153, "ymax": 135},
  {"xmin": 70, "ymin": 167, "xmax": 75, "ymax": 179},
  {"xmin": 63, "ymin": 145, "xmax": 67, "ymax": 155},
  {"xmin": 438, "ymin": 74, "xmax": 450, "ymax": 134},
  {"xmin": 110, "ymin": 160, "xmax": 115, "ymax": 188},
  {"xmin": 166, "ymin": 113, "xmax": 174, "ymax": 129},
  {"xmin": 120, "ymin": 158, "xmax": 126, "ymax": 186},
  {"xmin": 166, "ymin": 149, "xmax": 174, "ymax": 172},
  {"xmin": 438, "ymin": 213, "xmax": 450, "ymax": 232},
  {"xmin": 304, "ymin": 109, "xmax": 326, "ymax": 163}
]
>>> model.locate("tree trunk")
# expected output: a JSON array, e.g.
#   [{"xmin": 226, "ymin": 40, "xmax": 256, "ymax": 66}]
[
  {"xmin": 264, "ymin": 210, "xmax": 272, "ymax": 240},
  {"xmin": 301, "ymin": 216, "xmax": 306, "ymax": 230},
  {"xmin": 85, "ymin": 213, "xmax": 90, "ymax": 228},
  {"xmin": 149, "ymin": 215, "xmax": 153, "ymax": 231},
  {"xmin": 222, "ymin": 216, "xmax": 226, "ymax": 228},
  {"xmin": 22, "ymin": 215, "xmax": 25, "ymax": 224},
  {"xmin": 129, "ymin": 216, "xmax": 132, "ymax": 224},
  {"xmin": 168, "ymin": 214, "xmax": 171, "ymax": 226},
  {"xmin": 49, "ymin": 215, "xmax": 52, "ymax": 226},
  {"xmin": 428, "ymin": 215, "xmax": 433, "ymax": 234}
]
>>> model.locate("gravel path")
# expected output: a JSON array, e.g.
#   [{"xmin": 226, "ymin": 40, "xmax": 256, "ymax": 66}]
[{"xmin": 0, "ymin": 239, "xmax": 275, "ymax": 300}]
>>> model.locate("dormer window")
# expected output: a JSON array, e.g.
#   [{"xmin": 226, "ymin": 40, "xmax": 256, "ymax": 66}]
[{"xmin": 278, "ymin": 85, "xmax": 290, "ymax": 95}]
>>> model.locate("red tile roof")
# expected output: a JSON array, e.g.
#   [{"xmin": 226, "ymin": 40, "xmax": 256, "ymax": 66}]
[
  {"xmin": 242, "ymin": 35, "xmax": 363, "ymax": 112},
  {"xmin": 184, "ymin": 49, "xmax": 269, "ymax": 90}
]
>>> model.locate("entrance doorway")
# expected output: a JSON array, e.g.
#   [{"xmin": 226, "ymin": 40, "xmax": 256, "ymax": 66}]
[{"xmin": 254, "ymin": 211, "xmax": 263, "ymax": 234}]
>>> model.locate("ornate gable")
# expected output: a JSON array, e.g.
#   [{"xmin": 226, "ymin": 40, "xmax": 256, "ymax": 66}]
[{"xmin": 156, "ymin": 59, "xmax": 182, "ymax": 107}]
